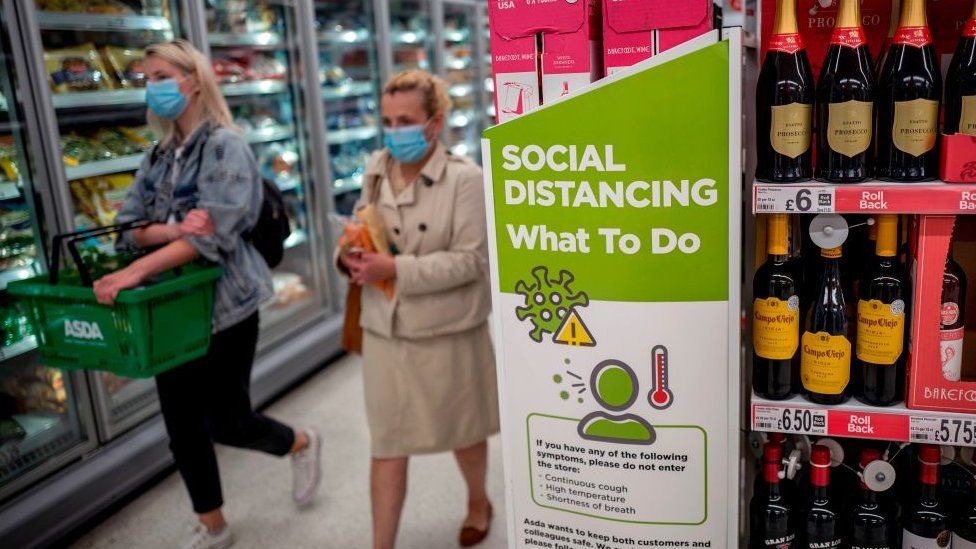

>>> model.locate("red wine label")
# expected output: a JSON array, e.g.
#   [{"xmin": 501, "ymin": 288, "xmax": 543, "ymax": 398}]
[
  {"xmin": 827, "ymin": 100, "xmax": 873, "ymax": 157},
  {"xmin": 831, "ymin": 27, "xmax": 867, "ymax": 48},
  {"xmin": 893, "ymin": 26, "xmax": 933, "ymax": 47},
  {"xmin": 800, "ymin": 331, "xmax": 851, "ymax": 396},
  {"xmin": 770, "ymin": 103, "xmax": 812, "ymax": 159},
  {"xmin": 753, "ymin": 296, "xmax": 800, "ymax": 360},
  {"xmin": 903, "ymin": 528, "xmax": 951, "ymax": 548},
  {"xmin": 892, "ymin": 98, "xmax": 939, "ymax": 157},
  {"xmin": 856, "ymin": 299, "xmax": 906, "ymax": 365},
  {"xmin": 768, "ymin": 32, "xmax": 805, "ymax": 54},
  {"xmin": 941, "ymin": 327, "xmax": 965, "ymax": 382},
  {"xmin": 964, "ymin": 18, "xmax": 976, "ymax": 38},
  {"xmin": 942, "ymin": 302, "xmax": 961, "ymax": 326},
  {"xmin": 954, "ymin": 533, "xmax": 976, "ymax": 548},
  {"xmin": 961, "ymin": 95, "xmax": 976, "ymax": 136}
]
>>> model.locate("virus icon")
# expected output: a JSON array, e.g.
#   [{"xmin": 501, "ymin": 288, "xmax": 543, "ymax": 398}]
[{"xmin": 515, "ymin": 266, "xmax": 589, "ymax": 343}]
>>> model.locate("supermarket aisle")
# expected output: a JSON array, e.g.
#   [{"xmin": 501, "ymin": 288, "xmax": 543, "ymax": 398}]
[{"xmin": 71, "ymin": 354, "xmax": 508, "ymax": 549}]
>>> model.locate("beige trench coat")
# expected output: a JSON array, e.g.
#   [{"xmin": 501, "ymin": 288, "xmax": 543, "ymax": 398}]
[{"xmin": 341, "ymin": 142, "xmax": 499, "ymax": 457}]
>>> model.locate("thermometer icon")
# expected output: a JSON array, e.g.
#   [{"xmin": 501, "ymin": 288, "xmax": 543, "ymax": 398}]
[{"xmin": 648, "ymin": 345, "xmax": 674, "ymax": 410}]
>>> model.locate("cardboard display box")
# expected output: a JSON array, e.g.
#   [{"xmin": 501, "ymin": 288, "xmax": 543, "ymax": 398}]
[
  {"xmin": 601, "ymin": 0, "xmax": 716, "ymax": 75},
  {"xmin": 487, "ymin": 0, "xmax": 602, "ymax": 123}
]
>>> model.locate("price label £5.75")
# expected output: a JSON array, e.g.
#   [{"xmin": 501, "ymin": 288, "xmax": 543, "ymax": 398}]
[
  {"xmin": 754, "ymin": 405, "xmax": 828, "ymax": 435},
  {"xmin": 755, "ymin": 186, "xmax": 836, "ymax": 213},
  {"xmin": 911, "ymin": 416, "xmax": 976, "ymax": 446}
]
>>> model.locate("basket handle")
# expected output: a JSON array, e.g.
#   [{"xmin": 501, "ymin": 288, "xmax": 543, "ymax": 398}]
[{"xmin": 50, "ymin": 220, "xmax": 152, "ymax": 286}]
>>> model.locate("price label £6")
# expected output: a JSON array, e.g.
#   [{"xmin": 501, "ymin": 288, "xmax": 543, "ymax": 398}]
[
  {"xmin": 912, "ymin": 416, "xmax": 976, "ymax": 446},
  {"xmin": 755, "ymin": 186, "xmax": 836, "ymax": 214},
  {"xmin": 754, "ymin": 405, "xmax": 827, "ymax": 435}
]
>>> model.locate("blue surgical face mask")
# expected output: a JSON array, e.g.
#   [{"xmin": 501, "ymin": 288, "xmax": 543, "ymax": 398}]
[
  {"xmin": 383, "ymin": 122, "xmax": 431, "ymax": 164},
  {"xmin": 146, "ymin": 78, "xmax": 188, "ymax": 120}
]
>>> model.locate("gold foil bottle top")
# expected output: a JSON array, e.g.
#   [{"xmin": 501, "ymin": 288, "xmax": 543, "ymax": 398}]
[
  {"xmin": 971, "ymin": 0, "xmax": 976, "ymax": 20},
  {"xmin": 876, "ymin": 215, "xmax": 899, "ymax": 257},
  {"xmin": 898, "ymin": 0, "xmax": 928, "ymax": 28},
  {"xmin": 821, "ymin": 246, "xmax": 843, "ymax": 259},
  {"xmin": 772, "ymin": 0, "xmax": 800, "ymax": 34},
  {"xmin": 767, "ymin": 214, "xmax": 789, "ymax": 256},
  {"xmin": 887, "ymin": 0, "xmax": 902, "ymax": 37},
  {"xmin": 836, "ymin": 0, "xmax": 863, "ymax": 28}
]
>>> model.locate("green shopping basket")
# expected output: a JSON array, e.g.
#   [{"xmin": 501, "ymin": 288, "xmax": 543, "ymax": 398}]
[{"xmin": 8, "ymin": 221, "xmax": 222, "ymax": 378}]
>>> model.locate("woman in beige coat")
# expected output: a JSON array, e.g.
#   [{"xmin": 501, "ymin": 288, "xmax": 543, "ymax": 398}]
[{"xmin": 338, "ymin": 70, "xmax": 499, "ymax": 549}]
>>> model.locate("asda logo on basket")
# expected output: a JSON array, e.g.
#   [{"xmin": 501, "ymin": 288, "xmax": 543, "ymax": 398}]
[{"xmin": 64, "ymin": 320, "xmax": 104, "ymax": 341}]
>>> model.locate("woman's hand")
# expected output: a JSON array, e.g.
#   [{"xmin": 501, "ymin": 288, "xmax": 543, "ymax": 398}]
[
  {"xmin": 347, "ymin": 252, "xmax": 396, "ymax": 285},
  {"xmin": 180, "ymin": 209, "xmax": 214, "ymax": 237},
  {"xmin": 93, "ymin": 264, "xmax": 148, "ymax": 305}
]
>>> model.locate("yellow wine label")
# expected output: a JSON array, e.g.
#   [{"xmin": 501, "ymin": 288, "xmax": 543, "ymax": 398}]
[
  {"xmin": 960, "ymin": 95, "xmax": 976, "ymax": 136},
  {"xmin": 801, "ymin": 331, "xmax": 851, "ymax": 395},
  {"xmin": 856, "ymin": 299, "xmax": 906, "ymax": 365},
  {"xmin": 892, "ymin": 98, "xmax": 939, "ymax": 157},
  {"xmin": 770, "ymin": 103, "xmax": 813, "ymax": 158},
  {"xmin": 827, "ymin": 100, "xmax": 873, "ymax": 157},
  {"xmin": 753, "ymin": 296, "xmax": 801, "ymax": 360}
]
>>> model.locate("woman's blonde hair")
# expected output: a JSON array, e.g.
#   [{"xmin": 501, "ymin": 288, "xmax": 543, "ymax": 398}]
[
  {"xmin": 383, "ymin": 69, "xmax": 452, "ymax": 119},
  {"xmin": 145, "ymin": 39, "xmax": 236, "ymax": 147}
]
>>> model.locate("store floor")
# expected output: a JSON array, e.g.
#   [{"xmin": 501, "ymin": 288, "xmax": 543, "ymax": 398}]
[{"xmin": 71, "ymin": 354, "xmax": 508, "ymax": 549}]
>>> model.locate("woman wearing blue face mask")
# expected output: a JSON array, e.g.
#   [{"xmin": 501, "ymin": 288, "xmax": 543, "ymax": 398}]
[
  {"xmin": 92, "ymin": 40, "xmax": 321, "ymax": 549},
  {"xmin": 337, "ymin": 70, "xmax": 499, "ymax": 548}
]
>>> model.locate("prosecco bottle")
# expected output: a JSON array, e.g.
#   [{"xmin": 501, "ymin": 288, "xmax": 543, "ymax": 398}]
[
  {"xmin": 801, "ymin": 246, "xmax": 851, "ymax": 405},
  {"xmin": 816, "ymin": 0, "xmax": 875, "ymax": 182},
  {"xmin": 850, "ymin": 448, "xmax": 895, "ymax": 549},
  {"xmin": 754, "ymin": 214, "xmax": 801, "ymax": 400},
  {"xmin": 757, "ymin": 0, "xmax": 814, "ymax": 182},
  {"xmin": 856, "ymin": 215, "xmax": 908, "ymax": 407},
  {"xmin": 945, "ymin": 0, "xmax": 976, "ymax": 135},
  {"xmin": 902, "ymin": 445, "xmax": 950, "ymax": 548},
  {"xmin": 801, "ymin": 445, "xmax": 844, "ymax": 548},
  {"xmin": 751, "ymin": 442, "xmax": 797, "ymax": 548},
  {"xmin": 876, "ymin": 0, "xmax": 902, "ymax": 75},
  {"xmin": 941, "ymin": 243, "xmax": 967, "ymax": 381},
  {"xmin": 875, "ymin": 0, "xmax": 942, "ymax": 181}
]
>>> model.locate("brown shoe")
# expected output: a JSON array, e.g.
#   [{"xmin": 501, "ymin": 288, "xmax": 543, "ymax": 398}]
[{"xmin": 459, "ymin": 503, "xmax": 493, "ymax": 547}]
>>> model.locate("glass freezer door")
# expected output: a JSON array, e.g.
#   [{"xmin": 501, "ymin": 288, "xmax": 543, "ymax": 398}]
[
  {"xmin": 315, "ymin": 0, "xmax": 381, "ymax": 215},
  {"xmin": 0, "ymin": 0, "xmax": 95, "ymax": 499},
  {"xmin": 389, "ymin": 0, "xmax": 435, "ymax": 76},
  {"xmin": 206, "ymin": 1, "xmax": 329, "ymax": 338},
  {"xmin": 440, "ymin": 0, "xmax": 482, "ymax": 162},
  {"xmin": 27, "ymin": 0, "xmax": 185, "ymax": 440}
]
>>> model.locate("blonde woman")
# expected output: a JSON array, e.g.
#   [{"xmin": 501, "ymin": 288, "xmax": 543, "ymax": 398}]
[
  {"xmin": 92, "ymin": 40, "xmax": 321, "ymax": 549},
  {"xmin": 339, "ymin": 70, "xmax": 499, "ymax": 548}
]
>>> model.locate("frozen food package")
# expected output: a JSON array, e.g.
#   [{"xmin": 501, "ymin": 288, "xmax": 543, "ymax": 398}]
[
  {"xmin": 96, "ymin": 127, "xmax": 146, "ymax": 156},
  {"xmin": 117, "ymin": 125, "xmax": 156, "ymax": 150},
  {"xmin": 86, "ymin": 174, "xmax": 134, "ymax": 226},
  {"xmin": 45, "ymin": 43, "xmax": 114, "ymax": 93},
  {"xmin": 70, "ymin": 179, "xmax": 99, "ymax": 223},
  {"xmin": 100, "ymin": 46, "xmax": 146, "ymax": 88},
  {"xmin": 61, "ymin": 133, "xmax": 114, "ymax": 166},
  {"xmin": 0, "ymin": 136, "xmax": 21, "ymax": 184},
  {"xmin": 85, "ymin": 0, "xmax": 136, "ymax": 15}
]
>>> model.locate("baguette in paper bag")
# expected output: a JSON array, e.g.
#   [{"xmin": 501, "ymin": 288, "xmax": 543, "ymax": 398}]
[{"xmin": 339, "ymin": 204, "xmax": 395, "ymax": 299}]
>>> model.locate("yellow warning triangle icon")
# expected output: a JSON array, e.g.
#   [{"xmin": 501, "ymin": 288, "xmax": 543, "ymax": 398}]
[{"xmin": 553, "ymin": 308, "xmax": 596, "ymax": 347}]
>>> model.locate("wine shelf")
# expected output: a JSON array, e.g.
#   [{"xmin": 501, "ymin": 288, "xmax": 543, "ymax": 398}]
[
  {"xmin": 753, "ymin": 180, "xmax": 976, "ymax": 215},
  {"xmin": 752, "ymin": 393, "xmax": 976, "ymax": 447}
]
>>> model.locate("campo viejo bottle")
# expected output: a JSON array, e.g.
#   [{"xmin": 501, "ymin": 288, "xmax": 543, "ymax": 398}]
[
  {"xmin": 801, "ymin": 445, "xmax": 844, "ymax": 548},
  {"xmin": 941, "ymin": 242, "xmax": 967, "ymax": 382},
  {"xmin": 945, "ymin": 0, "xmax": 976, "ymax": 135},
  {"xmin": 816, "ymin": 0, "xmax": 876, "ymax": 182},
  {"xmin": 856, "ymin": 214, "xmax": 908, "ymax": 406},
  {"xmin": 801, "ymin": 246, "xmax": 851, "ymax": 405},
  {"xmin": 850, "ymin": 448, "xmax": 896, "ymax": 549},
  {"xmin": 902, "ymin": 445, "xmax": 950, "ymax": 548},
  {"xmin": 751, "ymin": 441, "xmax": 797, "ymax": 548},
  {"xmin": 756, "ymin": 0, "xmax": 814, "ymax": 182},
  {"xmin": 753, "ymin": 214, "xmax": 802, "ymax": 400},
  {"xmin": 875, "ymin": 0, "xmax": 942, "ymax": 181}
]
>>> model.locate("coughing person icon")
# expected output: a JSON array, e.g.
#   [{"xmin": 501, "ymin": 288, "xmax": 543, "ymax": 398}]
[{"xmin": 577, "ymin": 359, "xmax": 656, "ymax": 445}]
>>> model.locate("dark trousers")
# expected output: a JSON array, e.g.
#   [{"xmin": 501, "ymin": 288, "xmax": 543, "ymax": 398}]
[{"xmin": 156, "ymin": 312, "xmax": 295, "ymax": 513}]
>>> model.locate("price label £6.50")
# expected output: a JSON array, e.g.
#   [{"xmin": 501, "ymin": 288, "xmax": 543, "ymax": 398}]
[
  {"xmin": 754, "ymin": 405, "xmax": 828, "ymax": 435},
  {"xmin": 755, "ymin": 186, "xmax": 836, "ymax": 213}
]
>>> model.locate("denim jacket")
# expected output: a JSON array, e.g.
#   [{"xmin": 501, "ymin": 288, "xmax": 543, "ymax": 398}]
[{"xmin": 115, "ymin": 122, "xmax": 273, "ymax": 333}]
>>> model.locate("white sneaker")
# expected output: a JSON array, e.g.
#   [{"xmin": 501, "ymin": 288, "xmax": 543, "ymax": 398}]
[
  {"xmin": 184, "ymin": 524, "xmax": 234, "ymax": 549},
  {"xmin": 291, "ymin": 429, "xmax": 321, "ymax": 506}
]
